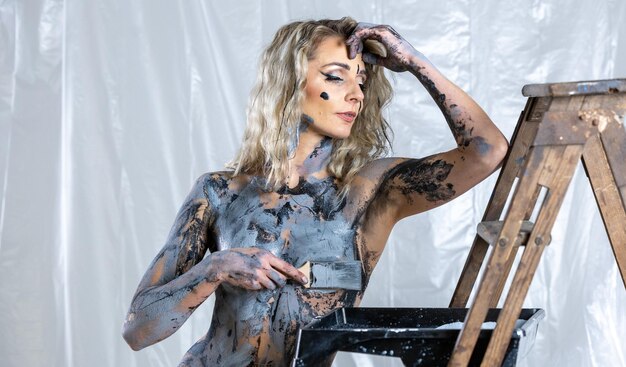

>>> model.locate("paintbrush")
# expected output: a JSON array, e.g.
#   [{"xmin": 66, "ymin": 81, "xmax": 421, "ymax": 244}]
[{"xmin": 297, "ymin": 260, "xmax": 362, "ymax": 290}]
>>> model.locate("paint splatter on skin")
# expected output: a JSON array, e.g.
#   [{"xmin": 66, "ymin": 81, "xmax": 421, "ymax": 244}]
[
  {"xmin": 301, "ymin": 114, "xmax": 314, "ymax": 125},
  {"xmin": 297, "ymin": 137, "xmax": 332, "ymax": 177},
  {"xmin": 320, "ymin": 91, "xmax": 329, "ymax": 100},
  {"xmin": 384, "ymin": 159, "xmax": 456, "ymax": 203},
  {"xmin": 473, "ymin": 136, "xmax": 491, "ymax": 155},
  {"xmin": 288, "ymin": 117, "xmax": 314, "ymax": 156}
]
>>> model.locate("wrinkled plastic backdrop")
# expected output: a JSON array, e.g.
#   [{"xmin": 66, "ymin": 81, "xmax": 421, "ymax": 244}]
[{"xmin": 1, "ymin": 0, "xmax": 625, "ymax": 366}]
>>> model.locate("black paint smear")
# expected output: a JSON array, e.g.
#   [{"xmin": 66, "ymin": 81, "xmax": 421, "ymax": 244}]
[
  {"xmin": 231, "ymin": 322, "xmax": 237, "ymax": 353},
  {"xmin": 302, "ymin": 114, "xmax": 314, "ymax": 125},
  {"xmin": 209, "ymin": 174, "xmax": 230, "ymax": 197},
  {"xmin": 415, "ymin": 72, "xmax": 447, "ymax": 107},
  {"xmin": 308, "ymin": 137, "xmax": 332, "ymax": 159},
  {"xmin": 451, "ymin": 118, "xmax": 474, "ymax": 148},
  {"xmin": 270, "ymin": 291, "xmax": 283, "ymax": 326},
  {"xmin": 277, "ymin": 177, "xmax": 346, "ymax": 220},
  {"xmin": 413, "ymin": 72, "xmax": 475, "ymax": 148},
  {"xmin": 174, "ymin": 200, "xmax": 212, "ymax": 276},
  {"xmin": 387, "ymin": 159, "xmax": 456, "ymax": 203},
  {"xmin": 387, "ymin": 26, "xmax": 403, "ymax": 40},
  {"xmin": 247, "ymin": 222, "xmax": 279, "ymax": 243},
  {"xmin": 134, "ymin": 275, "xmax": 206, "ymax": 312},
  {"xmin": 263, "ymin": 201, "xmax": 294, "ymax": 227},
  {"xmin": 356, "ymin": 159, "xmax": 456, "ymax": 232},
  {"xmin": 320, "ymin": 91, "xmax": 329, "ymax": 100}
]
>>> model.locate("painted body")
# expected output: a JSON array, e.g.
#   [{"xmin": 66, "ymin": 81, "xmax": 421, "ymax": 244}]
[{"xmin": 123, "ymin": 21, "xmax": 509, "ymax": 367}]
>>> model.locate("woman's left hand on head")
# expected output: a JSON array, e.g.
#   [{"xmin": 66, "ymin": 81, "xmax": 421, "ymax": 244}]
[{"xmin": 346, "ymin": 23, "xmax": 424, "ymax": 73}]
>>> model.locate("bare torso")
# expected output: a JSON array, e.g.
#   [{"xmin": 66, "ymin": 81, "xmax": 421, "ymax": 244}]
[{"xmin": 178, "ymin": 171, "xmax": 389, "ymax": 366}]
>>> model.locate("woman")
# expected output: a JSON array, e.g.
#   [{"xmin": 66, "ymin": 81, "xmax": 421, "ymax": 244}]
[{"xmin": 122, "ymin": 17, "xmax": 508, "ymax": 366}]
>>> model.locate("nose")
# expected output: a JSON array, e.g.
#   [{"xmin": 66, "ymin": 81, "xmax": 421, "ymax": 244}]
[{"xmin": 345, "ymin": 81, "xmax": 364, "ymax": 104}]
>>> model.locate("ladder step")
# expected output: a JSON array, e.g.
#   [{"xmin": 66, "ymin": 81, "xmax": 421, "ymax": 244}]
[{"xmin": 476, "ymin": 220, "xmax": 550, "ymax": 247}]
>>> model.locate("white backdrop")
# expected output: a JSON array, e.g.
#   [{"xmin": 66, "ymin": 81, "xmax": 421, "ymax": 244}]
[{"xmin": 1, "ymin": 0, "xmax": 625, "ymax": 366}]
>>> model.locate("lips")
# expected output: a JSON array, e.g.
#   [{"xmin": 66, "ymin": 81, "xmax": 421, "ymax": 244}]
[{"xmin": 336, "ymin": 112, "xmax": 356, "ymax": 123}]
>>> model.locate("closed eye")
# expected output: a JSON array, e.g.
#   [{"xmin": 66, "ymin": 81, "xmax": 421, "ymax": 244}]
[{"xmin": 321, "ymin": 72, "xmax": 343, "ymax": 82}]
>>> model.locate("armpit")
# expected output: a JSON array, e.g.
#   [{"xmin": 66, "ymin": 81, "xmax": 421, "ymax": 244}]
[{"xmin": 384, "ymin": 158, "xmax": 456, "ymax": 204}]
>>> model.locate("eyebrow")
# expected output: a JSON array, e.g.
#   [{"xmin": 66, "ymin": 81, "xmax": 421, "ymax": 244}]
[{"xmin": 321, "ymin": 62, "xmax": 367, "ymax": 75}]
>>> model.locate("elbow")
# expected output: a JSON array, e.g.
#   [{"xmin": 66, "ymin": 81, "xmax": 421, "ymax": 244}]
[
  {"xmin": 122, "ymin": 318, "xmax": 150, "ymax": 351},
  {"xmin": 473, "ymin": 134, "xmax": 509, "ymax": 174},
  {"xmin": 490, "ymin": 136, "xmax": 509, "ymax": 171},
  {"xmin": 122, "ymin": 327, "xmax": 143, "ymax": 351}
]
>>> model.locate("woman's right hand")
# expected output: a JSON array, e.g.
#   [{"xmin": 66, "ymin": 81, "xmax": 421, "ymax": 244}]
[{"xmin": 211, "ymin": 248, "xmax": 308, "ymax": 290}]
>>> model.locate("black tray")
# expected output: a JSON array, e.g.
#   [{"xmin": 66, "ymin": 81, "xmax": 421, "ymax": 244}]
[{"xmin": 292, "ymin": 307, "xmax": 544, "ymax": 367}]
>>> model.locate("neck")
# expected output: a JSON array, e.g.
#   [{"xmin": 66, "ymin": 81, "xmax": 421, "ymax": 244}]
[{"xmin": 288, "ymin": 129, "xmax": 333, "ymax": 186}]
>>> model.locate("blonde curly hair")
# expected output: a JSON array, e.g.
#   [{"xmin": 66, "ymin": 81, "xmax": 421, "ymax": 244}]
[{"xmin": 228, "ymin": 17, "xmax": 393, "ymax": 193}]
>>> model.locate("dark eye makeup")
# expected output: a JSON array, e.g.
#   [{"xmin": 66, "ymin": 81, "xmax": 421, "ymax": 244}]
[
  {"xmin": 321, "ymin": 72, "xmax": 342, "ymax": 82},
  {"xmin": 320, "ymin": 71, "xmax": 366, "ymax": 92}
]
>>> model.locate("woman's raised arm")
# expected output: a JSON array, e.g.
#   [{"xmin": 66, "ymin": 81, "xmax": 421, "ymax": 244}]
[{"xmin": 348, "ymin": 23, "xmax": 509, "ymax": 222}]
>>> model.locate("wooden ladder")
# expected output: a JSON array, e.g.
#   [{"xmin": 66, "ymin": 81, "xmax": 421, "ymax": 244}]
[{"xmin": 447, "ymin": 78, "xmax": 626, "ymax": 366}]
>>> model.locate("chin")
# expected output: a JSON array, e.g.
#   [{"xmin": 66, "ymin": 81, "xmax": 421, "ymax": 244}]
[{"xmin": 327, "ymin": 130, "xmax": 352, "ymax": 140}]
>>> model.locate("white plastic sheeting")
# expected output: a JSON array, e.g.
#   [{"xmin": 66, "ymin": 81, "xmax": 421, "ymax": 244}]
[{"xmin": 1, "ymin": 0, "xmax": 625, "ymax": 366}]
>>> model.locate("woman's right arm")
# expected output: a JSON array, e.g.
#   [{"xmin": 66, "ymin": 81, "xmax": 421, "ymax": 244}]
[
  {"xmin": 122, "ymin": 174, "xmax": 308, "ymax": 351},
  {"xmin": 122, "ymin": 174, "xmax": 218, "ymax": 350}
]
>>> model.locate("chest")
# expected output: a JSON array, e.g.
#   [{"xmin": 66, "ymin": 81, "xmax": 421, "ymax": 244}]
[{"xmin": 212, "ymin": 183, "xmax": 358, "ymax": 268}]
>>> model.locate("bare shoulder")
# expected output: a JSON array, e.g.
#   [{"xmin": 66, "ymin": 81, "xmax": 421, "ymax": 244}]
[
  {"xmin": 200, "ymin": 170, "xmax": 256, "ymax": 200},
  {"xmin": 347, "ymin": 157, "xmax": 407, "ymax": 228},
  {"xmin": 349, "ymin": 156, "xmax": 412, "ymax": 200}
]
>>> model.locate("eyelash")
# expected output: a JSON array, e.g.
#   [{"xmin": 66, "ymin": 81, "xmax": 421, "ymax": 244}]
[
  {"xmin": 322, "ymin": 72, "xmax": 342, "ymax": 83},
  {"xmin": 321, "ymin": 72, "xmax": 366, "ymax": 92}
]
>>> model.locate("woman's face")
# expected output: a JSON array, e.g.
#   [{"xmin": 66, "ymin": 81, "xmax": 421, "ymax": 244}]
[{"xmin": 301, "ymin": 36, "xmax": 366, "ymax": 139}]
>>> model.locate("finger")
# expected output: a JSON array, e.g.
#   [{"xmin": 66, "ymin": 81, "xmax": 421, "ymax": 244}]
[
  {"xmin": 347, "ymin": 25, "xmax": 374, "ymax": 59},
  {"xmin": 346, "ymin": 37, "xmax": 362, "ymax": 60},
  {"xmin": 348, "ymin": 43, "xmax": 359, "ymax": 60},
  {"xmin": 347, "ymin": 29, "xmax": 388, "ymax": 60},
  {"xmin": 224, "ymin": 271, "xmax": 262, "ymax": 290},
  {"xmin": 269, "ymin": 256, "xmax": 308, "ymax": 284},
  {"xmin": 267, "ymin": 269, "xmax": 287, "ymax": 288},
  {"xmin": 246, "ymin": 280, "xmax": 263, "ymax": 290},
  {"xmin": 350, "ymin": 27, "xmax": 386, "ymax": 44},
  {"xmin": 256, "ymin": 273, "xmax": 277, "ymax": 290},
  {"xmin": 362, "ymin": 52, "xmax": 381, "ymax": 66}
]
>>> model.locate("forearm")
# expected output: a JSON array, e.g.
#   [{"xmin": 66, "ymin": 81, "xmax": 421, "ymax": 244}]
[
  {"xmin": 122, "ymin": 253, "xmax": 222, "ymax": 350},
  {"xmin": 408, "ymin": 54, "xmax": 508, "ymax": 161}
]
